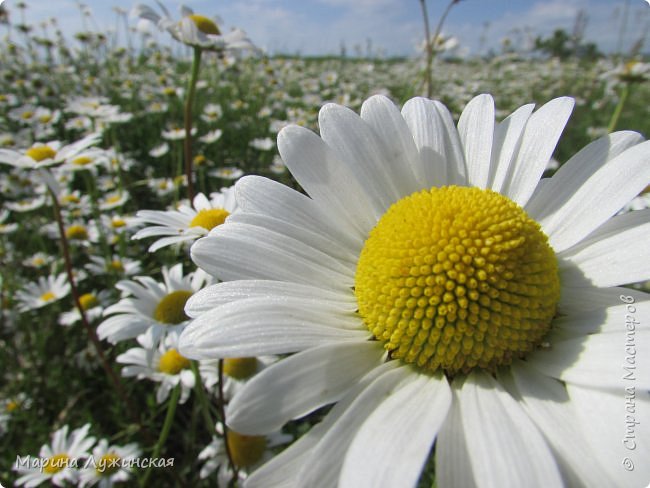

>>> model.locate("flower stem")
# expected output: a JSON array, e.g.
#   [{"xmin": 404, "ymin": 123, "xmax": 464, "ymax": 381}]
[
  {"xmin": 47, "ymin": 186, "xmax": 142, "ymax": 431},
  {"xmin": 607, "ymin": 83, "xmax": 630, "ymax": 133},
  {"xmin": 218, "ymin": 359, "xmax": 239, "ymax": 482},
  {"xmin": 184, "ymin": 46, "xmax": 202, "ymax": 204},
  {"xmin": 190, "ymin": 360, "xmax": 217, "ymax": 437},
  {"xmin": 140, "ymin": 385, "xmax": 181, "ymax": 487},
  {"xmin": 418, "ymin": 0, "xmax": 433, "ymax": 98}
]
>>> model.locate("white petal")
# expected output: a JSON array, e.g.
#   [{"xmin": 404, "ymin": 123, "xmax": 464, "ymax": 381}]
[
  {"xmin": 185, "ymin": 280, "xmax": 355, "ymax": 317},
  {"xmin": 507, "ymin": 362, "xmax": 616, "ymax": 486},
  {"xmin": 360, "ymin": 95, "xmax": 421, "ymax": 196},
  {"xmin": 401, "ymin": 97, "xmax": 466, "ymax": 186},
  {"xmin": 527, "ymin": 330, "xmax": 650, "ymax": 389},
  {"xmin": 277, "ymin": 124, "xmax": 377, "ymax": 234},
  {"xmin": 227, "ymin": 341, "xmax": 384, "ymax": 434},
  {"xmin": 535, "ymin": 140, "xmax": 650, "ymax": 252},
  {"xmin": 560, "ymin": 282, "xmax": 650, "ymax": 313},
  {"xmin": 234, "ymin": 175, "xmax": 363, "ymax": 251},
  {"xmin": 558, "ymin": 209, "xmax": 650, "ymax": 287},
  {"xmin": 435, "ymin": 392, "xmax": 478, "ymax": 488},
  {"xmin": 488, "ymin": 103, "xmax": 535, "ymax": 192},
  {"xmin": 340, "ymin": 373, "xmax": 451, "ymax": 488},
  {"xmin": 298, "ymin": 363, "xmax": 410, "ymax": 487},
  {"xmin": 553, "ymin": 299, "xmax": 650, "ymax": 337},
  {"xmin": 458, "ymin": 94, "xmax": 494, "ymax": 189},
  {"xmin": 179, "ymin": 297, "xmax": 368, "ymax": 359},
  {"xmin": 457, "ymin": 372, "xmax": 563, "ymax": 487},
  {"xmin": 567, "ymin": 384, "xmax": 650, "ymax": 487},
  {"xmin": 503, "ymin": 97, "xmax": 574, "ymax": 206},
  {"xmin": 190, "ymin": 223, "xmax": 352, "ymax": 291}
]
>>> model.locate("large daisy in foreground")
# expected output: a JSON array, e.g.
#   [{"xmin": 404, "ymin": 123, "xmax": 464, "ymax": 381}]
[{"xmin": 180, "ymin": 94, "xmax": 650, "ymax": 487}]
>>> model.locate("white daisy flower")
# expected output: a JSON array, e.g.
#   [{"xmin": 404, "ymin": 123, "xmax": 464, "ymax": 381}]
[
  {"xmin": 209, "ymin": 166, "xmax": 243, "ymax": 180},
  {"xmin": 116, "ymin": 331, "xmax": 196, "ymax": 404},
  {"xmin": 14, "ymin": 423, "xmax": 96, "ymax": 487},
  {"xmin": 84, "ymin": 255, "xmax": 142, "ymax": 277},
  {"xmin": 181, "ymin": 94, "xmax": 650, "ymax": 487},
  {"xmin": 15, "ymin": 272, "xmax": 71, "ymax": 312},
  {"xmin": 148, "ymin": 142, "xmax": 169, "ymax": 158},
  {"xmin": 77, "ymin": 439, "xmax": 141, "ymax": 488},
  {"xmin": 58, "ymin": 290, "xmax": 111, "ymax": 327},
  {"xmin": 199, "ymin": 129, "xmax": 223, "ymax": 144},
  {"xmin": 132, "ymin": 2, "xmax": 257, "ymax": 53},
  {"xmin": 0, "ymin": 133, "xmax": 101, "ymax": 170},
  {"xmin": 198, "ymin": 422, "xmax": 292, "ymax": 483},
  {"xmin": 98, "ymin": 263, "xmax": 207, "ymax": 346},
  {"xmin": 132, "ymin": 189, "xmax": 237, "ymax": 252}
]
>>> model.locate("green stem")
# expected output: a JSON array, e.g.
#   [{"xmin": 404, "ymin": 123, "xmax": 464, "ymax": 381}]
[
  {"xmin": 607, "ymin": 84, "xmax": 630, "ymax": 133},
  {"xmin": 183, "ymin": 46, "xmax": 202, "ymax": 204},
  {"xmin": 218, "ymin": 359, "xmax": 239, "ymax": 482},
  {"xmin": 190, "ymin": 360, "xmax": 217, "ymax": 437},
  {"xmin": 140, "ymin": 385, "xmax": 181, "ymax": 487},
  {"xmin": 418, "ymin": 0, "xmax": 433, "ymax": 99}
]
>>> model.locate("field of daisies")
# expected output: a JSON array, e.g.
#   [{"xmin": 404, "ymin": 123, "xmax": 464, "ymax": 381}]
[{"xmin": 1, "ymin": 1, "xmax": 649, "ymax": 487}]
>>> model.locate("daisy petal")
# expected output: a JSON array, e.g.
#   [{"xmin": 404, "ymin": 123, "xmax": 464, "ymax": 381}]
[
  {"xmin": 179, "ymin": 297, "xmax": 368, "ymax": 359},
  {"xmin": 457, "ymin": 372, "xmax": 563, "ymax": 487},
  {"xmin": 503, "ymin": 97, "xmax": 574, "ymax": 206},
  {"xmin": 277, "ymin": 124, "xmax": 377, "ymax": 234},
  {"xmin": 507, "ymin": 363, "xmax": 616, "ymax": 486},
  {"xmin": 567, "ymin": 384, "xmax": 650, "ymax": 486},
  {"xmin": 527, "ymin": 330, "xmax": 650, "ymax": 389},
  {"xmin": 559, "ymin": 209, "xmax": 650, "ymax": 287},
  {"xmin": 458, "ymin": 94, "xmax": 494, "ymax": 189},
  {"xmin": 227, "ymin": 341, "xmax": 384, "ymax": 434},
  {"xmin": 340, "ymin": 373, "xmax": 451, "ymax": 488}
]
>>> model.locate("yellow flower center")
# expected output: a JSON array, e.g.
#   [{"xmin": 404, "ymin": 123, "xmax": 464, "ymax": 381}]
[
  {"xmin": 193, "ymin": 154, "xmax": 207, "ymax": 166},
  {"xmin": 39, "ymin": 114, "xmax": 53, "ymax": 123},
  {"xmin": 158, "ymin": 348, "xmax": 191, "ymax": 375},
  {"xmin": 109, "ymin": 259, "xmax": 124, "ymax": 272},
  {"xmin": 21, "ymin": 111, "xmax": 34, "ymax": 120},
  {"xmin": 6, "ymin": 400, "xmax": 19, "ymax": 412},
  {"xmin": 188, "ymin": 14, "xmax": 221, "ymax": 35},
  {"xmin": 79, "ymin": 293, "xmax": 99, "ymax": 311},
  {"xmin": 25, "ymin": 146, "xmax": 56, "ymax": 162},
  {"xmin": 105, "ymin": 195, "xmax": 122, "ymax": 204},
  {"xmin": 153, "ymin": 290, "xmax": 193, "ymax": 324},
  {"xmin": 223, "ymin": 357, "xmax": 258, "ymax": 380},
  {"xmin": 65, "ymin": 225, "xmax": 89, "ymax": 240},
  {"xmin": 355, "ymin": 186, "xmax": 560, "ymax": 376},
  {"xmin": 189, "ymin": 208, "xmax": 229, "ymax": 231},
  {"xmin": 111, "ymin": 218, "xmax": 126, "ymax": 228},
  {"xmin": 96, "ymin": 452, "xmax": 121, "ymax": 476},
  {"xmin": 226, "ymin": 431, "xmax": 267, "ymax": 467},
  {"xmin": 40, "ymin": 291, "xmax": 56, "ymax": 302},
  {"xmin": 72, "ymin": 156, "xmax": 93, "ymax": 166},
  {"xmin": 43, "ymin": 453, "xmax": 71, "ymax": 474},
  {"xmin": 61, "ymin": 194, "xmax": 81, "ymax": 204}
]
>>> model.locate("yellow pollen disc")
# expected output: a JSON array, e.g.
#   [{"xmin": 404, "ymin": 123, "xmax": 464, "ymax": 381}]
[
  {"xmin": 6, "ymin": 400, "xmax": 19, "ymax": 412},
  {"xmin": 109, "ymin": 260, "xmax": 124, "ymax": 272},
  {"xmin": 111, "ymin": 218, "xmax": 126, "ymax": 228},
  {"xmin": 61, "ymin": 194, "xmax": 80, "ymax": 204},
  {"xmin": 193, "ymin": 154, "xmax": 207, "ymax": 166},
  {"xmin": 21, "ymin": 111, "xmax": 34, "ymax": 120},
  {"xmin": 43, "ymin": 453, "xmax": 71, "ymax": 474},
  {"xmin": 355, "ymin": 186, "xmax": 560, "ymax": 376},
  {"xmin": 106, "ymin": 195, "xmax": 122, "ymax": 204},
  {"xmin": 25, "ymin": 145, "xmax": 56, "ymax": 162},
  {"xmin": 188, "ymin": 14, "xmax": 221, "ymax": 35},
  {"xmin": 96, "ymin": 452, "xmax": 121, "ymax": 476},
  {"xmin": 39, "ymin": 114, "xmax": 52, "ymax": 123},
  {"xmin": 79, "ymin": 293, "xmax": 99, "ymax": 311},
  {"xmin": 223, "ymin": 357, "xmax": 258, "ymax": 380},
  {"xmin": 158, "ymin": 348, "xmax": 191, "ymax": 375},
  {"xmin": 189, "ymin": 208, "xmax": 229, "ymax": 231},
  {"xmin": 226, "ymin": 431, "xmax": 267, "ymax": 467},
  {"xmin": 40, "ymin": 291, "xmax": 56, "ymax": 302},
  {"xmin": 72, "ymin": 156, "xmax": 93, "ymax": 166},
  {"xmin": 65, "ymin": 225, "xmax": 89, "ymax": 240},
  {"xmin": 153, "ymin": 290, "xmax": 193, "ymax": 324}
]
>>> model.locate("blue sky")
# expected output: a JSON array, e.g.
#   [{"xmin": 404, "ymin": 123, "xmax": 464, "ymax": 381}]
[{"xmin": 4, "ymin": 0, "xmax": 649, "ymax": 56}]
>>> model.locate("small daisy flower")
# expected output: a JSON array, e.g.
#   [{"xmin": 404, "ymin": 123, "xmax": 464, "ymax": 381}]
[
  {"xmin": 0, "ymin": 209, "xmax": 18, "ymax": 234},
  {"xmin": 199, "ymin": 129, "xmax": 223, "ymax": 144},
  {"xmin": 116, "ymin": 331, "xmax": 196, "ymax": 404},
  {"xmin": 5, "ymin": 194, "xmax": 47, "ymax": 212},
  {"xmin": 132, "ymin": 189, "xmax": 237, "ymax": 252},
  {"xmin": 85, "ymin": 255, "xmax": 142, "ymax": 277},
  {"xmin": 181, "ymin": 94, "xmax": 650, "ymax": 487},
  {"xmin": 22, "ymin": 251, "xmax": 54, "ymax": 269},
  {"xmin": 15, "ymin": 272, "xmax": 71, "ymax": 312},
  {"xmin": 98, "ymin": 263, "xmax": 207, "ymax": 346},
  {"xmin": 58, "ymin": 290, "xmax": 111, "ymax": 327},
  {"xmin": 132, "ymin": 3, "xmax": 256, "ymax": 53},
  {"xmin": 77, "ymin": 439, "xmax": 141, "ymax": 488},
  {"xmin": 148, "ymin": 142, "xmax": 169, "ymax": 158},
  {"xmin": 249, "ymin": 137, "xmax": 274, "ymax": 151},
  {"xmin": 0, "ymin": 133, "xmax": 101, "ymax": 170},
  {"xmin": 14, "ymin": 423, "xmax": 96, "ymax": 487},
  {"xmin": 98, "ymin": 191, "xmax": 129, "ymax": 211},
  {"xmin": 209, "ymin": 166, "xmax": 243, "ymax": 181},
  {"xmin": 198, "ymin": 422, "xmax": 292, "ymax": 483}
]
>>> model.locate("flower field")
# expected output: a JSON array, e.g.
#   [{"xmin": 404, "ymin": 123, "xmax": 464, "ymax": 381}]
[{"xmin": 1, "ymin": 1, "xmax": 649, "ymax": 487}]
